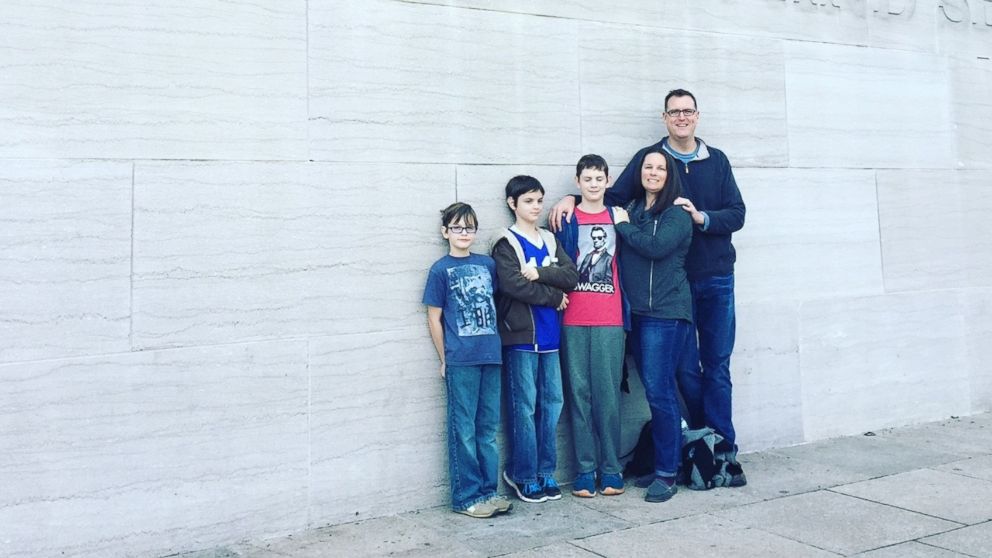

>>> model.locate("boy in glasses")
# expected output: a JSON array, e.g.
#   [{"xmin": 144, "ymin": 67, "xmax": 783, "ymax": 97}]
[
  {"xmin": 423, "ymin": 202, "xmax": 512, "ymax": 518},
  {"xmin": 554, "ymin": 154, "xmax": 628, "ymax": 498},
  {"xmin": 492, "ymin": 176, "xmax": 578, "ymax": 503}
]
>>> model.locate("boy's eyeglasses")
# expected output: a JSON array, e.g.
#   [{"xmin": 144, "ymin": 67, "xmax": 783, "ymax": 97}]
[
  {"xmin": 447, "ymin": 226, "xmax": 477, "ymax": 235},
  {"xmin": 665, "ymin": 109, "xmax": 697, "ymax": 117}
]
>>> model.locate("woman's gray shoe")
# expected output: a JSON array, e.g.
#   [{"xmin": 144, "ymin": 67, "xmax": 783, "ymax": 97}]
[{"xmin": 645, "ymin": 478, "xmax": 678, "ymax": 502}]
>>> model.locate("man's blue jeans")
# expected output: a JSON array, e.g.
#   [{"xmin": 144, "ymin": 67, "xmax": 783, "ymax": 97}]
[
  {"xmin": 631, "ymin": 316, "xmax": 690, "ymax": 479},
  {"xmin": 504, "ymin": 349, "xmax": 564, "ymax": 484},
  {"xmin": 445, "ymin": 363, "xmax": 501, "ymax": 510},
  {"xmin": 677, "ymin": 273, "xmax": 738, "ymax": 455}
]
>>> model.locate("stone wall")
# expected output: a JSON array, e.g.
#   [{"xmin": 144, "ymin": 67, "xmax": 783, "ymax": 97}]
[{"xmin": 1, "ymin": 1, "xmax": 990, "ymax": 556}]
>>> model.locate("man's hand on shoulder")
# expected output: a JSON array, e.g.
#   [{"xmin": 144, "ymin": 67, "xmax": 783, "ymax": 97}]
[
  {"xmin": 674, "ymin": 197, "xmax": 706, "ymax": 226},
  {"xmin": 548, "ymin": 196, "xmax": 576, "ymax": 233}
]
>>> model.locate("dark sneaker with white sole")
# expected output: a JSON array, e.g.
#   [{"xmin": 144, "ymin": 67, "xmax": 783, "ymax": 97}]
[
  {"xmin": 540, "ymin": 476, "xmax": 562, "ymax": 500},
  {"xmin": 503, "ymin": 471, "xmax": 548, "ymax": 503}
]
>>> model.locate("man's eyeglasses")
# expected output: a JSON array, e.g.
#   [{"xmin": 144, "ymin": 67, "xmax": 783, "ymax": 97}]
[
  {"xmin": 447, "ymin": 226, "xmax": 477, "ymax": 235},
  {"xmin": 665, "ymin": 108, "xmax": 697, "ymax": 118}
]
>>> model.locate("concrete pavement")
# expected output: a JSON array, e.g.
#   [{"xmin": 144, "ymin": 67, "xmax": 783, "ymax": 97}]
[{"xmin": 173, "ymin": 413, "xmax": 992, "ymax": 557}]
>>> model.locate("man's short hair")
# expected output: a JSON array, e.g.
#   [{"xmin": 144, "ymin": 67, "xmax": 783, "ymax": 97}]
[
  {"xmin": 576, "ymin": 154, "xmax": 609, "ymax": 178},
  {"xmin": 665, "ymin": 88, "xmax": 697, "ymax": 111}
]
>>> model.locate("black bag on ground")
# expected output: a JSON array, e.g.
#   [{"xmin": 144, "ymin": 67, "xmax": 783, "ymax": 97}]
[
  {"xmin": 621, "ymin": 421, "xmax": 654, "ymax": 479},
  {"xmin": 622, "ymin": 421, "xmax": 735, "ymax": 489},
  {"xmin": 681, "ymin": 426, "xmax": 735, "ymax": 490}
]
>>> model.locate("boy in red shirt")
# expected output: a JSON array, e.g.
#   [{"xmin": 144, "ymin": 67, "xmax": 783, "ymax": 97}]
[{"xmin": 554, "ymin": 154, "xmax": 628, "ymax": 497}]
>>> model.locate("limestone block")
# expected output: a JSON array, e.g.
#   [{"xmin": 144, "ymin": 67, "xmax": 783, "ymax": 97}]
[
  {"xmin": 771, "ymin": 430, "xmax": 963, "ymax": 478},
  {"xmin": 785, "ymin": 42, "xmax": 954, "ymax": 169},
  {"xmin": 395, "ymin": 0, "xmax": 687, "ymax": 28},
  {"xmin": 309, "ymin": 328, "xmax": 449, "ymax": 525},
  {"xmin": 132, "ymin": 161, "xmax": 454, "ymax": 349},
  {"xmin": 733, "ymin": 168, "xmax": 884, "ymax": 303},
  {"xmin": 0, "ymin": 161, "xmax": 131, "ymax": 363},
  {"xmin": 404, "ymin": 496, "xmax": 632, "ymax": 557},
  {"xmin": 0, "ymin": 1, "xmax": 307, "ymax": 160},
  {"xmin": 0, "ymin": 341, "xmax": 309, "ymax": 558},
  {"xmin": 923, "ymin": 522, "xmax": 992, "ymax": 558},
  {"xmin": 246, "ymin": 515, "xmax": 483, "ymax": 558},
  {"xmin": 867, "ymin": 0, "xmax": 938, "ymax": 52},
  {"xmin": 308, "ymin": 1, "xmax": 580, "ymax": 164},
  {"xmin": 688, "ymin": 0, "xmax": 869, "ymax": 45},
  {"xmin": 834, "ymin": 468, "xmax": 992, "ymax": 524},
  {"xmin": 936, "ymin": 0, "xmax": 992, "ymax": 59},
  {"xmin": 715, "ymin": 491, "xmax": 958, "ymax": 555},
  {"xmin": 952, "ymin": 59, "xmax": 992, "ymax": 169},
  {"xmin": 799, "ymin": 291, "xmax": 972, "ymax": 440},
  {"xmin": 877, "ymin": 170, "xmax": 992, "ymax": 292},
  {"xmin": 579, "ymin": 24, "xmax": 788, "ymax": 168},
  {"xmin": 857, "ymin": 541, "xmax": 977, "ymax": 558},
  {"xmin": 577, "ymin": 513, "xmax": 837, "ymax": 558},
  {"xmin": 733, "ymin": 301, "xmax": 803, "ymax": 452}
]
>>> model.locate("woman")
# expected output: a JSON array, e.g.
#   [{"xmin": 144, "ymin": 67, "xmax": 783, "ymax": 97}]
[{"xmin": 613, "ymin": 148, "xmax": 692, "ymax": 503}]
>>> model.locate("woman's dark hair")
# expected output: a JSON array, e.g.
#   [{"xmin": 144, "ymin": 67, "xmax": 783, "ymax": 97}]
[{"xmin": 637, "ymin": 149, "xmax": 682, "ymax": 216}]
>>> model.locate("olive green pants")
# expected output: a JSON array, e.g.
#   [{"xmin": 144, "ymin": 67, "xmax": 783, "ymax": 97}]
[{"xmin": 561, "ymin": 325, "xmax": 626, "ymax": 476}]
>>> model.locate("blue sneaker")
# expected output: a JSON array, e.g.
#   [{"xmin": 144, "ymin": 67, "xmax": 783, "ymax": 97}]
[
  {"xmin": 503, "ymin": 471, "xmax": 548, "ymax": 503},
  {"xmin": 599, "ymin": 472, "xmax": 625, "ymax": 496},
  {"xmin": 571, "ymin": 472, "xmax": 596, "ymax": 498},
  {"xmin": 540, "ymin": 476, "xmax": 563, "ymax": 500}
]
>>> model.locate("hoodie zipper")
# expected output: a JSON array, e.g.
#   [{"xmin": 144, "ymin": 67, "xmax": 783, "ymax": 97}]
[
  {"xmin": 530, "ymin": 307, "xmax": 538, "ymax": 351},
  {"xmin": 648, "ymin": 219, "xmax": 658, "ymax": 310}
]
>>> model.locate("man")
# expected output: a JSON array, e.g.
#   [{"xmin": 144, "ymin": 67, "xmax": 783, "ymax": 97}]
[
  {"xmin": 577, "ymin": 226, "xmax": 614, "ymax": 285},
  {"xmin": 550, "ymin": 88, "xmax": 747, "ymax": 485}
]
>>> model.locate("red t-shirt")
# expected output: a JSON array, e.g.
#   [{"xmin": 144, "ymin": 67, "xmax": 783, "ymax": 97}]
[{"xmin": 563, "ymin": 208, "xmax": 623, "ymax": 327}]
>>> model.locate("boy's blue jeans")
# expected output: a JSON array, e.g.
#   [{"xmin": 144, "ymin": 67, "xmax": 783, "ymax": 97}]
[
  {"xmin": 677, "ymin": 273, "xmax": 738, "ymax": 456},
  {"xmin": 504, "ymin": 349, "xmax": 564, "ymax": 485},
  {"xmin": 631, "ymin": 316, "xmax": 690, "ymax": 479},
  {"xmin": 445, "ymin": 363, "xmax": 501, "ymax": 510}
]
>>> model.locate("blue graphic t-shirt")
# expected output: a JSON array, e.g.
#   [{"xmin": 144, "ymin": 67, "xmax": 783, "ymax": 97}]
[{"xmin": 422, "ymin": 253, "xmax": 502, "ymax": 366}]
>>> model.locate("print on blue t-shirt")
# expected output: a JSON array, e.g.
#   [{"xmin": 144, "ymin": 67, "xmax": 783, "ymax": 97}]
[{"xmin": 447, "ymin": 264, "xmax": 497, "ymax": 336}]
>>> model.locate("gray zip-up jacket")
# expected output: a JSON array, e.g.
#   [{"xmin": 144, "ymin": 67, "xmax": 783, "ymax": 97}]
[{"xmin": 615, "ymin": 203, "xmax": 692, "ymax": 322}]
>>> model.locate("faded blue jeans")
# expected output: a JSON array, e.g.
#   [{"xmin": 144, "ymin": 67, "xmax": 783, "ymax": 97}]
[
  {"xmin": 445, "ymin": 363, "xmax": 501, "ymax": 510},
  {"xmin": 677, "ymin": 273, "xmax": 738, "ymax": 456},
  {"xmin": 504, "ymin": 349, "xmax": 564, "ymax": 485},
  {"xmin": 632, "ymin": 315, "xmax": 690, "ymax": 479}
]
